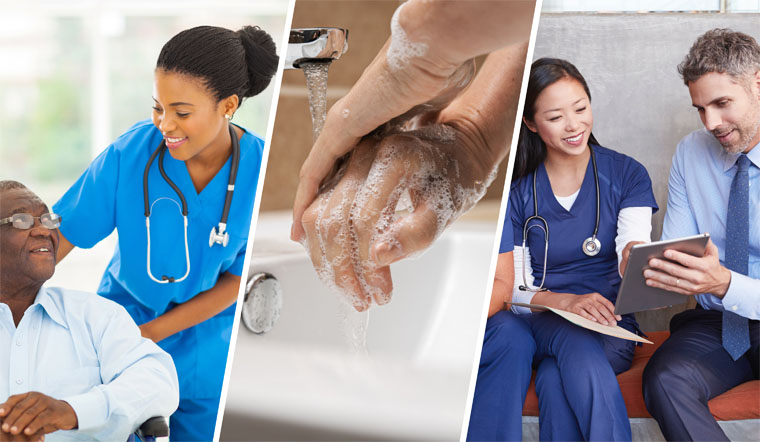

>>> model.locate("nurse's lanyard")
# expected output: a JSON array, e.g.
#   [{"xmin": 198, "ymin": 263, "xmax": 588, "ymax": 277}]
[
  {"xmin": 519, "ymin": 146, "xmax": 601, "ymax": 292},
  {"xmin": 142, "ymin": 124, "xmax": 241, "ymax": 284}
]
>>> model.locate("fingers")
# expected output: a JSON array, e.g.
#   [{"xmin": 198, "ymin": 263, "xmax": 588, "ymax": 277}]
[
  {"xmin": 567, "ymin": 294, "xmax": 620, "ymax": 326},
  {"xmin": 0, "ymin": 394, "xmax": 28, "ymax": 420},
  {"xmin": 660, "ymin": 248, "xmax": 704, "ymax": 270},
  {"xmin": 644, "ymin": 268, "xmax": 693, "ymax": 295},
  {"xmin": 351, "ymin": 139, "xmax": 417, "ymax": 304},
  {"xmin": 646, "ymin": 257, "xmax": 700, "ymax": 289},
  {"xmin": 1, "ymin": 394, "xmax": 41, "ymax": 436},
  {"xmin": 594, "ymin": 296, "xmax": 620, "ymax": 326},
  {"xmin": 292, "ymin": 115, "xmax": 362, "ymax": 243},
  {"xmin": 22, "ymin": 411, "xmax": 59, "ymax": 437},
  {"xmin": 302, "ymin": 140, "xmax": 387, "ymax": 311},
  {"xmin": 649, "ymin": 254, "xmax": 700, "ymax": 279},
  {"xmin": 620, "ymin": 241, "xmax": 644, "ymax": 276},
  {"xmin": 292, "ymin": 172, "xmax": 321, "ymax": 242},
  {"xmin": 371, "ymin": 200, "xmax": 439, "ymax": 266}
]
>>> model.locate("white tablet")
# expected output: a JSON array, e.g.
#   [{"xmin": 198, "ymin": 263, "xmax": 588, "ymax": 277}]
[{"xmin": 615, "ymin": 233, "xmax": 710, "ymax": 315}]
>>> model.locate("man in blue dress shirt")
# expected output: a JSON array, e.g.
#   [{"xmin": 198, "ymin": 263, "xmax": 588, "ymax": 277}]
[
  {"xmin": 642, "ymin": 29, "xmax": 760, "ymax": 441},
  {"xmin": 0, "ymin": 180, "xmax": 179, "ymax": 441}
]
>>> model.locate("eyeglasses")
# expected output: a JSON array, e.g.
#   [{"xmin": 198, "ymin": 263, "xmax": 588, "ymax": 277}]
[{"xmin": 0, "ymin": 213, "xmax": 62, "ymax": 230}]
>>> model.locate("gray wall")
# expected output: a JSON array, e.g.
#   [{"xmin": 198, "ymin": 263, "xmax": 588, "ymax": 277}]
[{"xmin": 533, "ymin": 13, "xmax": 760, "ymax": 330}]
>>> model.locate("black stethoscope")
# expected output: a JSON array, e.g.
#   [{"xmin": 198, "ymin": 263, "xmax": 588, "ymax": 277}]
[
  {"xmin": 142, "ymin": 123, "xmax": 240, "ymax": 284},
  {"xmin": 519, "ymin": 146, "xmax": 601, "ymax": 292}
]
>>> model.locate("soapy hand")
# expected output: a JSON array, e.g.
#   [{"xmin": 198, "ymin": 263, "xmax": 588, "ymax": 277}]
[
  {"xmin": 301, "ymin": 123, "xmax": 497, "ymax": 311},
  {"xmin": 291, "ymin": 0, "xmax": 535, "ymax": 242}
]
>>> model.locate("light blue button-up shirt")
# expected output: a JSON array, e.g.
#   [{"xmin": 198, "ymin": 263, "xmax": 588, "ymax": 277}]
[
  {"xmin": 0, "ymin": 286, "xmax": 179, "ymax": 441},
  {"xmin": 662, "ymin": 129, "xmax": 760, "ymax": 319}
]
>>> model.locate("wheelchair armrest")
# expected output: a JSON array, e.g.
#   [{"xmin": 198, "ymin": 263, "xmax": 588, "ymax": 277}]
[{"xmin": 137, "ymin": 416, "xmax": 169, "ymax": 439}]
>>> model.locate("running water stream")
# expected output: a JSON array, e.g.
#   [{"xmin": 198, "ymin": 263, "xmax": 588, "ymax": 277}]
[{"xmin": 301, "ymin": 61, "xmax": 370, "ymax": 355}]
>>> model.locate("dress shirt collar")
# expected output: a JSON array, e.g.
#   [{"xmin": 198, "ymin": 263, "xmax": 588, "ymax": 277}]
[
  {"xmin": 35, "ymin": 286, "xmax": 68, "ymax": 329},
  {"xmin": 720, "ymin": 136, "xmax": 760, "ymax": 172}
]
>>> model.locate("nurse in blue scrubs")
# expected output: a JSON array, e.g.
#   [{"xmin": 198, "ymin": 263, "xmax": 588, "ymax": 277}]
[
  {"xmin": 469, "ymin": 58, "xmax": 658, "ymax": 441},
  {"xmin": 52, "ymin": 25, "xmax": 278, "ymax": 441}
]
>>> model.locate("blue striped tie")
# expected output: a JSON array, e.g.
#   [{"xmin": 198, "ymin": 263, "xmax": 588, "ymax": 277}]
[{"xmin": 723, "ymin": 154, "xmax": 751, "ymax": 361}]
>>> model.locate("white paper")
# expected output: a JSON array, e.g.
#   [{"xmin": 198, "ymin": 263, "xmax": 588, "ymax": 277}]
[{"xmin": 509, "ymin": 302, "xmax": 653, "ymax": 344}]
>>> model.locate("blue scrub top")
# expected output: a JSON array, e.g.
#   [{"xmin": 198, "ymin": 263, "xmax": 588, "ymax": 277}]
[
  {"xmin": 499, "ymin": 201, "xmax": 513, "ymax": 254},
  {"xmin": 509, "ymin": 144, "xmax": 658, "ymax": 303},
  {"xmin": 54, "ymin": 119, "xmax": 264, "ymax": 399}
]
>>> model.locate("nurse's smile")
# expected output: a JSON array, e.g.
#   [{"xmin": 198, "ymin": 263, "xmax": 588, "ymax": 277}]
[
  {"xmin": 563, "ymin": 131, "xmax": 584, "ymax": 146},
  {"xmin": 151, "ymin": 69, "xmax": 233, "ymax": 165},
  {"xmin": 165, "ymin": 136, "xmax": 188, "ymax": 150}
]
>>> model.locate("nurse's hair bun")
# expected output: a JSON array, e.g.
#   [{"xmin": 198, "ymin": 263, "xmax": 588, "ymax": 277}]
[
  {"xmin": 236, "ymin": 25, "xmax": 279, "ymax": 98},
  {"xmin": 156, "ymin": 25, "xmax": 279, "ymax": 102}
]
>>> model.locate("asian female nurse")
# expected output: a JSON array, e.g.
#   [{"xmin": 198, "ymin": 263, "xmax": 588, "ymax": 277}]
[
  {"xmin": 52, "ymin": 25, "xmax": 278, "ymax": 441},
  {"xmin": 467, "ymin": 58, "xmax": 658, "ymax": 441}
]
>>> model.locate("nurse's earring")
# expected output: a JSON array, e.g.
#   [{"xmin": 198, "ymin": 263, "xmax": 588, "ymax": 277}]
[{"xmin": 224, "ymin": 114, "xmax": 231, "ymax": 120}]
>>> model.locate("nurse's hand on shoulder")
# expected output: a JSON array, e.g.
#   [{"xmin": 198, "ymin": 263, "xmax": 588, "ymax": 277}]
[
  {"xmin": 0, "ymin": 392, "xmax": 77, "ymax": 441},
  {"xmin": 644, "ymin": 239, "xmax": 731, "ymax": 298},
  {"xmin": 301, "ymin": 123, "xmax": 497, "ymax": 311}
]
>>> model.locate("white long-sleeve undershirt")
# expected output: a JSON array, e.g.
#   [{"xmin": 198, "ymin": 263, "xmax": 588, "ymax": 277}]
[{"xmin": 510, "ymin": 200, "xmax": 653, "ymax": 314}]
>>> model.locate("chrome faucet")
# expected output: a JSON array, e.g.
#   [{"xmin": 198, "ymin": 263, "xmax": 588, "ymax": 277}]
[{"xmin": 285, "ymin": 28, "xmax": 349, "ymax": 69}]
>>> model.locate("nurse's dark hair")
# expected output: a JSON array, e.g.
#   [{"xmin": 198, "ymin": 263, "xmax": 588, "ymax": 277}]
[
  {"xmin": 156, "ymin": 25, "xmax": 279, "ymax": 103},
  {"xmin": 513, "ymin": 58, "xmax": 600, "ymax": 181}
]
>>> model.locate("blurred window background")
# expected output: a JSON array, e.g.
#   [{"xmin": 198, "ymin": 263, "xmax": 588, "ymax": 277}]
[
  {"xmin": 0, "ymin": 0, "xmax": 287, "ymax": 205},
  {"xmin": 0, "ymin": 0, "xmax": 288, "ymax": 291}
]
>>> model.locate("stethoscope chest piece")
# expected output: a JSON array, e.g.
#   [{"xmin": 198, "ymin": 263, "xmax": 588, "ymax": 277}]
[{"xmin": 582, "ymin": 236, "xmax": 601, "ymax": 256}]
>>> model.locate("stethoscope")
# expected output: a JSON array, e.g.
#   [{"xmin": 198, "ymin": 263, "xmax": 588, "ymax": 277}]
[
  {"xmin": 142, "ymin": 123, "xmax": 240, "ymax": 284},
  {"xmin": 519, "ymin": 146, "xmax": 601, "ymax": 292}
]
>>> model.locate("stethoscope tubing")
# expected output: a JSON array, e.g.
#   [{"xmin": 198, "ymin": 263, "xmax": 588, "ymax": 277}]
[
  {"xmin": 142, "ymin": 124, "xmax": 240, "ymax": 284},
  {"xmin": 520, "ymin": 146, "xmax": 601, "ymax": 292}
]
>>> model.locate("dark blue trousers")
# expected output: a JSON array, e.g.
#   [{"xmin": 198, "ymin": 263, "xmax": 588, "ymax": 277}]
[
  {"xmin": 468, "ymin": 311, "xmax": 635, "ymax": 441},
  {"xmin": 642, "ymin": 307, "xmax": 760, "ymax": 441}
]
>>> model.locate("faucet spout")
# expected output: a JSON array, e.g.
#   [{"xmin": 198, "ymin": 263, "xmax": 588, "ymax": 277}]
[{"xmin": 285, "ymin": 28, "xmax": 349, "ymax": 69}]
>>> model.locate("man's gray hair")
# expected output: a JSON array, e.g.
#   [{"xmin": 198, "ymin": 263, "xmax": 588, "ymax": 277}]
[
  {"xmin": 0, "ymin": 180, "xmax": 28, "ymax": 191},
  {"xmin": 679, "ymin": 28, "xmax": 760, "ymax": 85}
]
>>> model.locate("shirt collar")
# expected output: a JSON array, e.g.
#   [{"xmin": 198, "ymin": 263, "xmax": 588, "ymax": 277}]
[
  {"xmin": 721, "ymin": 139, "xmax": 760, "ymax": 172},
  {"xmin": 35, "ymin": 286, "xmax": 68, "ymax": 329}
]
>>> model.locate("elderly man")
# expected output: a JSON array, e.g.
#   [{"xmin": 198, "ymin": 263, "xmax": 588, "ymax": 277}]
[
  {"xmin": 642, "ymin": 29, "xmax": 760, "ymax": 441},
  {"xmin": 0, "ymin": 180, "xmax": 179, "ymax": 441}
]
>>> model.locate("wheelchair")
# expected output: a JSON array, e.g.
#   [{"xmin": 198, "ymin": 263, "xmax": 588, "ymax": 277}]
[{"xmin": 128, "ymin": 416, "xmax": 169, "ymax": 442}]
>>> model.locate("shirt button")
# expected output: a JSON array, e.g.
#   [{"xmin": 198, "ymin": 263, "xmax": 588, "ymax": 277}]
[
  {"xmin": 15, "ymin": 379, "xmax": 22, "ymax": 385},
  {"xmin": 16, "ymin": 339, "xmax": 22, "ymax": 346},
  {"xmin": 731, "ymin": 305, "xmax": 738, "ymax": 311}
]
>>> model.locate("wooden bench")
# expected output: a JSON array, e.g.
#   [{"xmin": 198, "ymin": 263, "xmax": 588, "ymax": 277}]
[{"xmin": 522, "ymin": 331, "xmax": 760, "ymax": 420}]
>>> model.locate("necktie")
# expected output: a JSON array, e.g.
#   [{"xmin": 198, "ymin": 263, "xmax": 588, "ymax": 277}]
[{"xmin": 723, "ymin": 154, "xmax": 751, "ymax": 361}]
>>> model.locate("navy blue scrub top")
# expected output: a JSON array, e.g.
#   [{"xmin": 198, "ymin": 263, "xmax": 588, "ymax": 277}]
[
  {"xmin": 499, "ymin": 201, "xmax": 514, "ymax": 254},
  {"xmin": 54, "ymin": 119, "xmax": 264, "ymax": 398},
  {"xmin": 509, "ymin": 144, "xmax": 658, "ymax": 303}
]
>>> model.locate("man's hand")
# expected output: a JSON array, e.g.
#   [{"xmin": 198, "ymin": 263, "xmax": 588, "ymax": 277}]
[
  {"xmin": 644, "ymin": 239, "xmax": 732, "ymax": 297},
  {"xmin": 0, "ymin": 393, "xmax": 77, "ymax": 438},
  {"xmin": 0, "ymin": 427, "xmax": 44, "ymax": 442}
]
